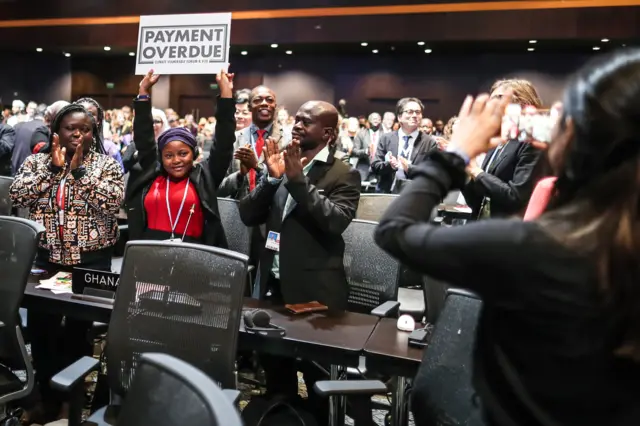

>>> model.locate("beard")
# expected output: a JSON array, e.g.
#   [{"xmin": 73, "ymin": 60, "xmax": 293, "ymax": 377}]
[{"xmin": 299, "ymin": 137, "xmax": 321, "ymax": 151}]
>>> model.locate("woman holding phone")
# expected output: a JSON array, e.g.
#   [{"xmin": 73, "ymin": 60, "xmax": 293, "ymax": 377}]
[{"xmin": 377, "ymin": 50, "xmax": 640, "ymax": 425}]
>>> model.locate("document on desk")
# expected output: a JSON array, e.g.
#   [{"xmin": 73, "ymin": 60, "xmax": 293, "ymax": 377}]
[{"xmin": 36, "ymin": 272, "xmax": 73, "ymax": 294}]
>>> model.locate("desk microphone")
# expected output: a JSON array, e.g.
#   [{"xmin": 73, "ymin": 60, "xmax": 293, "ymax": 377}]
[
  {"xmin": 396, "ymin": 314, "xmax": 416, "ymax": 332},
  {"xmin": 243, "ymin": 309, "xmax": 286, "ymax": 337}
]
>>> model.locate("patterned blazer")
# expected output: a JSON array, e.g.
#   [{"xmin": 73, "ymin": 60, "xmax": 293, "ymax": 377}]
[{"xmin": 10, "ymin": 152, "xmax": 124, "ymax": 265}]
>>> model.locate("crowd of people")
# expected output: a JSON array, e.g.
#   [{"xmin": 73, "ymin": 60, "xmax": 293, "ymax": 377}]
[{"xmin": 1, "ymin": 47, "xmax": 640, "ymax": 426}]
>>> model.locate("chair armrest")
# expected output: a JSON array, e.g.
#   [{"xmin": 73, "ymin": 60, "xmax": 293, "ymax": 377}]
[
  {"xmin": 223, "ymin": 389, "xmax": 241, "ymax": 405},
  {"xmin": 248, "ymin": 265, "xmax": 255, "ymax": 273},
  {"xmin": 446, "ymin": 288, "xmax": 480, "ymax": 300},
  {"xmin": 314, "ymin": 380, "xmax": 388, "ymax": 397},
  {"xmin": 118, "ymin": 224, "xmax": 129, "ymax": 232},
  {"xmin": 370, "ymin": 301, "xmax": 400, "ymax": 317},
  {"xmin": 50, "ymin": 356, "xmax": 100, "ymax": 392}
]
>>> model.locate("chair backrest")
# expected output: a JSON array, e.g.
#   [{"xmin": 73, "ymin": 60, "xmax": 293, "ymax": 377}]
[
  {"xmin": 0, "ymin": 176, "xmax": 13, "ymax": 216},
  {"xmin": 0, "ymin": 217, "xmax": 44, "ymax": 366},
  {"xmin": 217, "ymin": 198, "xmax": 251, "ymax": 257},
  {"xmin": 343, "ymin": 219, "xmax": 399, "ymax": 314},
  {"xmin": 106, "ymin": 241, "xmax": 249, "ymax": 397},
  {"xmin": 422, "ymin": 275, "xmax": 450, "ymax": 324},
  {"xmin": 118, "ymin": 353, "xmax": 242, "ymax": 426},
  {"xmin": 411, "ymin": 290, "xmax": 484, "ymax": 426},
  {"xmin": 355, "ymin": 194, "xmax": 398, "ymax": 222}
]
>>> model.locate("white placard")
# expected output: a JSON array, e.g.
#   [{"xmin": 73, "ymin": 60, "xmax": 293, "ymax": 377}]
[{"xmin": 135, "ymin": 13, "xmax": 231, "ymax": 75}]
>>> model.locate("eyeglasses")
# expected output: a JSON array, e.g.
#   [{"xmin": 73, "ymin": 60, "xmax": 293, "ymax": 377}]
[
  {"xmin": 402, "ymin": 110, "xmax": 422, "ymax": 116},
  {"xmin": 153, "ymin": 119, "xmax": 163, "ymax": 124}
]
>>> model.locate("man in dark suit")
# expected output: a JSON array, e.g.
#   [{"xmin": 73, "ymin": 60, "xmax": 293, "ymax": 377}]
[
  {"xmin": 371, "ymin": 97, "xmax": 439, "ymax": 193},
  {"xmin": 351, "ymin": 112, "xmax": 382, "ymax": 182},
  {"xmin": 239, "ymin": 100, "xmax": 361, "ymax": 423}
]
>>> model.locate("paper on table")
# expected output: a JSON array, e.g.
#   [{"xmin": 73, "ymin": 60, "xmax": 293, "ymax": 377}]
[{"xmin": 37, "ymin": 272, "xmax": 73, "ymax": 294}]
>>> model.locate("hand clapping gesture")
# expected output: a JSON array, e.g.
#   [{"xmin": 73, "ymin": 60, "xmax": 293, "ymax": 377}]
[
  {"xmin": 263, "ymin": 137, "xmax": 285, "ymax": 179},
  {"xmin": 283, "ymin": 140, "xmax": 308, "ymax": 180},
  {"xmin": 139, "ymin": 69, "xmax": 160, "ymax": 97},
  {"xmin": 51, "ymin": 133, "xmax": 66, "ymax": 169},
  {"xmin": 234, "ymin": 144, "xmax": 259, "ymax": 175},
  {"xmin": 216, "ymin": 67, "xmax": 235, "ymax": 98}
]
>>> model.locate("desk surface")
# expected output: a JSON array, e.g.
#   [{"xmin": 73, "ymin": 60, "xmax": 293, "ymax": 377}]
[
  {"xmin": 364, "ymin": 318, "xmax": 424, "ymax": 377},
  {"xmin": 22, "ymin": 278, "xmax": 378, "ymax": 366}
]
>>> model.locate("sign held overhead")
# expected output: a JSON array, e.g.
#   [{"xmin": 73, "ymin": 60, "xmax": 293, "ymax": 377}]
[{"xmin": 135, "ymin": 13, "xmax": 231, "ymax": 75}]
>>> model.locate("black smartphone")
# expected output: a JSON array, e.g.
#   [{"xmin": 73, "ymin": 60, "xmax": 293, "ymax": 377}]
[{"xmin": 408, "ymin": 328, "xmax": 430, "ymax": 348}]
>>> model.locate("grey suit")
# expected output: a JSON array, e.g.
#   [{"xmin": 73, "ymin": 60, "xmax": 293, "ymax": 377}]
[
  {"xmin": 218, "ymin": 124, "xmax": 287, "ymax": 199},
  {"xmin": 351, "ymin": 128, "xmax": 380, "ymax": 182}
]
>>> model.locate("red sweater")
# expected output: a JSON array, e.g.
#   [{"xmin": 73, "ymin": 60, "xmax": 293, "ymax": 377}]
[{"xmin": 144, "ymin": 176, "xmax": 204, "ymax": 239}]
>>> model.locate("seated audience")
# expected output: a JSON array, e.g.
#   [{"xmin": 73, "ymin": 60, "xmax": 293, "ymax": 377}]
[
  {"xmin": 0, "ymin": 119, "xmax": 16, "ymax": 176},
  {"xmin": 375, "ymin": 49, "xmax": 640, "ymax": 426},
  {"xmin": 125, "ymin": 69, "xmax": 235, "ymax": 246},
  {"xmin": 9, "ymin": 103, "xmax": 123, "ymax": 423},
  {"xmin": 239, "ymin": 100, "xmax": 361, "ymax": 424}
]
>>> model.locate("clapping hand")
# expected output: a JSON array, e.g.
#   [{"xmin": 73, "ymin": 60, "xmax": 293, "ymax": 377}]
[
  {"xmin": 139, "ymin": 69, "xmax": 160, "ymax": 97},
  {"xmin": 216, "ymin": 66, "xmax": 235, "ymax": 98},
  {"xmin": 51, "ymin": 133, "xmax": 66, "ymax": 168},
  {"xmin": 388, "ymin": 154, "xmax": 399, "ymax": 170},
  {"xmin": 398, "ymin": 156, "xmax": 409, "ymax": 172},
  {"xmin": 69, "ymin": 138, "xmax": 84, "ymax": 171},
  {"xmin": 283, "ymin": 140, "xmax": 308, "ymax": 180},
  {"xmin": 234, "ymin": 145, "xmax": 259, "ymax": 175},
  {"xmin": 263, "ymin": 137, "xmax": 285, "ymax": 179}
]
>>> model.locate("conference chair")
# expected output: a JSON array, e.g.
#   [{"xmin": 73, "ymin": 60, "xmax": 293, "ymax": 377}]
[
  {"xmin": 355, "ymin": 193, "xmax": 398, "ymax": 222},
  {"xmin": 343, "ymin": 219, "xmax": 400, "ymax": 316},
  {"xmin": 0, "ymin": 176, "xmax": 12, "ymax": 216},
  {"xmin": 217, "ymin": 197, "xmax": 254, "ymax": 293},
  {"xmin": 411, "ymin": 288, "xmax": 484, "ymax": 426},
  {"xmin": 118, "ymin": 353, "xmax": 242, "ymax": 426},
  {"xmin": 422, "ymin": 275, "xmax": 449, "ymax": 325},
  {"xmin": 51, "ymin": 241, "xmax": 249, "ymax": 426},
  {"xmin": 0, "ymin": 217, "xmax": 44, "ymax": 423}
]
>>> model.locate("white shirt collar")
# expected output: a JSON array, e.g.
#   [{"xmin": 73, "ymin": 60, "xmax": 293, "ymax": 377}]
[{"xmin": 398, "ymin": 128, "xmax": 419, "ymax": 141}]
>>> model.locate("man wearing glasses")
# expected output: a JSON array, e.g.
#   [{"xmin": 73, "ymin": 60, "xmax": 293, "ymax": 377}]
[{"xmin": 371, "ymin": 97, "xmax": 439, "ymax": 193}]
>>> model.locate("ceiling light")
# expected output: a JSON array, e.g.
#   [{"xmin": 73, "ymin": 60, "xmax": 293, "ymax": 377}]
[
  {"xmin": 241, "ymin": 51, "xmax": 248, "ymax": 56},
  {"xmin": 528, "ymin": 48, "xmax": 535, "ymax": 52},
  {"xmin": 601, "ymin": 38, "xmax": 609, "ymax": 43},
  {"xmin": 36, "ymin": 48, "xmax": 43, "ymax": 52},
  {"xmin": 417, "ymin": 41, "xmax": 425, "ymax": 46},
  {"xmin": 64, "ymin": 53, "xmax": 71, "ymax": 57},
  {"xmin": 529, "ymin": 40, "xmax": 537, "ymax": 44},
  {"xmin": 285, "ymin": 50, "xmax": 293, "ymax": 55},
  {"xmin": 103, "ymin": 46, "xmax": 111, "ymax": 51},
  {"xmin": 270, "ymin": 44, "xmax": 278, "ymax": 48},
  {"xmin": 424, "ymin": 49, "xmax": 432, "ymax": 54},
  {"xmin": 361, "ymin": 42, "xmax": 368, "ymax": 47},
  {"xmin": 372, "ymin": 49, "xmax": 379, "ymax": 54},
  {"xmin": 593, "ymin": 46, "xmax": 601, "ymax": 51},
  {"xmin": 129, "ymin": 52, "xmax": 135, "ymax": 57}
]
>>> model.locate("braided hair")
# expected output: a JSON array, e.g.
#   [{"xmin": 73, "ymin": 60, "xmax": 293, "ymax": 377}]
[
  {"xmin": 74, "ymin": 97, "xmax": 106, "ymax": 154},
  {"xmin": 50, "ymin": 103, "xmax": 102, "ymax": 154}
]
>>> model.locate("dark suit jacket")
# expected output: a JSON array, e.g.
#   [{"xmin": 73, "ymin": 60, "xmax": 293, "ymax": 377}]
[
  {"xmin": 462, "ymin": 139, "xmax": 541, "ymax": 219},
  {"xmin": 238, "ymin": 153, "xmax": 361, "ymax": 311},
  {"xmin": 370, "ymin": 130, "xmax": 439, "ymax": 193}
]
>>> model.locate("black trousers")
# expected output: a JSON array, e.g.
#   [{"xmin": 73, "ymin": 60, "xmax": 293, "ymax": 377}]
[
  {"xmin": 260, "ymin": 275, "xmax": 375, "ymax": 426},
  {"xmin": 28, "ymin": 253, "xmax": 111, "ymax": 422}
]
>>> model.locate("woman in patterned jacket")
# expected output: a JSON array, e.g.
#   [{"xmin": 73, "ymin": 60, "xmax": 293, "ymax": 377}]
[
  {"xmin": 9, "ymin": 103, "xmax": 123, "ymax": 424},
  {"xmin": 10, "ymin": 103, "xmax": 123, "ymax": 271}
]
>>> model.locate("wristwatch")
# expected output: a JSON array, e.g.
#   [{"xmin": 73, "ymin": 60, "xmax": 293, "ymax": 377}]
[{"xmin": 136, "ymin": 94, "xmax": 150, "ymax": 101}]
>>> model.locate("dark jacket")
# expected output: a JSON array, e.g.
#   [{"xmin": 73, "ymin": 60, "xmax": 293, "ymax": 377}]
[
  {"xmin": 0, "ymin": 124, "xmax": 16, "ymax": 176},
  {"xmin": 370, "ymin": 130, "xmax": 438, "ymax": 193},
  {"xmin": 239, "ymin": 152, "xmax": 361, "ymax": 311},
  {"xmin": 375, "ymin": 151, "xmax": 640, "ymax": 426},
  {"xmin": 463, "ymin": 139, "xmax": 541, "ymax": 219},
  {"xmin": 125, "ymin": 98, "xmax": 236, "ymax": 248}
]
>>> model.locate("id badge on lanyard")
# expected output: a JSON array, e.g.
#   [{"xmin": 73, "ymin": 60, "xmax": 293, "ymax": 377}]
[{"xmin": 56, "ymin": 177, "xmax": 67, "ymax": 240}]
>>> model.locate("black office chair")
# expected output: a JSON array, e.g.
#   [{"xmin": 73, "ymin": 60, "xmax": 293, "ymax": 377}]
[
  {"xmin": 51, "ymin": 241, "xmax": 249, "ymax": 426},
  {"xmin": 355, "ymin": 194, "xmax": 398, "ymax": 222},
  {"xmin": 0, "ymin": 176, "xmax": 12, "ymax": 216},
  {"xmin": 217, "ymin": 197, "xmax": 255, "ymax": 292},
  {"xmin": 0, "ymin": 217, "xmax": 44, "ymax": 423},
  {"xmin": 411, "ymin": 288, "xmax": 484, "ymax": 426},
  {"xmin": 422, "ymin": 275, "xmax": 449, "ymax": 325},
  {"xmin": 118, "ymin": 353, "xmax": 242, "ymax": 426},
  {"xmin": 343, "ymin": 219, "xmax": 400, "ymax": 317}
]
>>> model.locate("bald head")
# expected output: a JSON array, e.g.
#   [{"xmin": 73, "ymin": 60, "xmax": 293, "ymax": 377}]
[
  {"xmin": 250, "ymin": 86, "xmax": 277, "ymax": 128},
  {"xmin": 293, "ymin": 101, "xmax": 340, "ymax": 152},
  {"xmin": 45, "ymin": 100, "xmax": 70, "ymax": 125}
]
